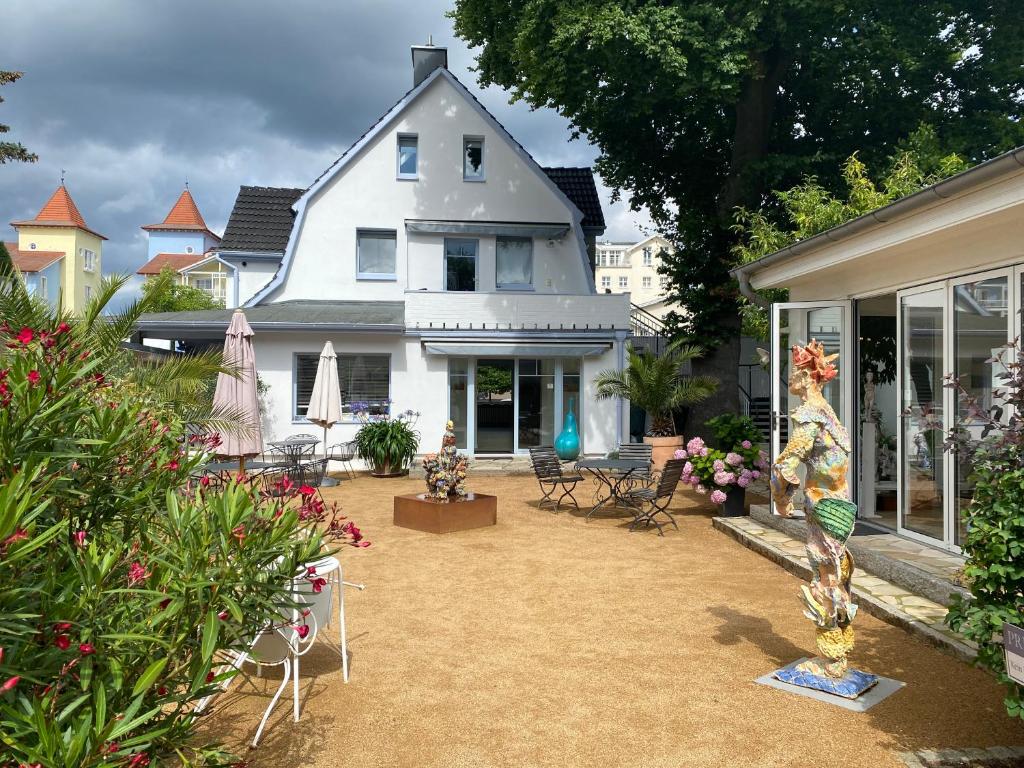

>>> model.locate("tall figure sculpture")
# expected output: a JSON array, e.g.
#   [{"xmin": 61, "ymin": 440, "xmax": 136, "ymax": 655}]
[{"xmin": 771, "ymin": 340, "xmax": 875, "ymax": 695}]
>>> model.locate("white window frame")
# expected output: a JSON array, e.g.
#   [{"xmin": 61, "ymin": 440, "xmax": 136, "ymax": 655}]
[
  {"xmin": 642, "ymin": 276, "xmax": 652, "ymax": 288},
  {"xmin": 396, "ymin": 133, "xmax": 418, "ymax": 180},
  {"xmin": 495, "ymin": 235, "xmax": 534, "ymax": 291},
  {"xmin": 356, "ymin": 228, "xmax": 398, "ymax": 281},
  {"xmin": 444, "ymin": 237, "xmax": 479, "ymax": 292},
  {"xmin": 463, "ymin": 136, "xmax": 485, "ymax": 182},
  {"xmin": 81, "ymin": 248, "xmax": 96, "ymax": 273},
  {"xmin": 600, "ymin": 275, "xmax": 611, "ymax": 289},
  {"xmin": 38, "ymin": 275, "xmax": 48, "ymax": 297},
  {"xmin": 618, "ymin": 276, "xmax": 628, "ymax": 289},
  {"xmin": 642, "ymin": 248, "xmax": 653, "ymax": 266},
  {"xmin": 84, "ymin": 284, "xmax": 93, "ymax": 302},
  {"xmin": 293, "ymin": 351, "xmax": 392, "ymax": 422}
]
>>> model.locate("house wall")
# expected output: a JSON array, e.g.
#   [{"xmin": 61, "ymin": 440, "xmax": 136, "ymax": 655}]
[
  {"xmin": 595, "ymin": 235, "xmax": 673, "ymax": 307},
  {"xmin": 252, "ymin": 331, "xmax": 623, "ymax": 458},
  {"xmin": 16, "ymin": 226, "xmax": 101, "ymax": 313},
  {"xmin": 270, "ymin": 74, "xmax": 592, "ymax": 303},
  {"xmin": 21, "ymin": 258, "xmax": 63, "ymax": 306},
  {"xmin": 147, "ymin": 231, "xmax": 208, "ymax": 261},
  {"xmin": 225, "ymin": 258, "xmax": 281, "ymax": 306}
]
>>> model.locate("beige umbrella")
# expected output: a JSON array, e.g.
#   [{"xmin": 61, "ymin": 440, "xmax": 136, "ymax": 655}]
[
  {"xmin": 306, "ymin": 341, "xmax": 342, "ymax": 486},
  {"xmin": 213, "ymin": 309, "xmax": 263, "ymax": 472}
]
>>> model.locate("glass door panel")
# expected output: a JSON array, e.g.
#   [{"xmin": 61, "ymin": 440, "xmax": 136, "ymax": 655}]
[
  {"xmin": 517, "ymin": 359, "xmax": 555, "ymax": 449},
  {"xmin": 475, "ymin": 359, "xmax": 514, "ymax": 453},
  {"xmin": 952, "ymin": 274, "xmax": 1010, "ymax": 546},
  {"xmin": 899, "ymin": 288, "xmax": 945, "ymax": 541},
  {"xmin": 448, "ymin": 358, "xmax": 469, "ymax": 449}
]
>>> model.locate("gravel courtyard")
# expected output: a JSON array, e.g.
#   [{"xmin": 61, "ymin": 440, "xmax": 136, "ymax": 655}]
[{"xmin": 198, "ymin": 474, "xmax": 1019, "ymax": 767}]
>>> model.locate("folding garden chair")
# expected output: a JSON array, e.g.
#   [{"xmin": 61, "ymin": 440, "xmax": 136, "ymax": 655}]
[
  {"xmin": 529, "ymin": 446, "xmax": 584, "ymax": 511},
  {"xmin": 620, "ymin": 457, "xmax": 687, "ymax": 536},
  {"xmin": 616, "ymin": 442, "xmax": 654, "ymax": 488}
]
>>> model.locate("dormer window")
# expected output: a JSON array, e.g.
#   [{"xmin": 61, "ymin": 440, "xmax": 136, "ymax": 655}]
[
  {"xmin": 463, "ymin": 137, "xmax": 484, "ymax": 181},
  {"xmin": 397, "ymin": 134, "xmax": 418, "ymax": 179}
]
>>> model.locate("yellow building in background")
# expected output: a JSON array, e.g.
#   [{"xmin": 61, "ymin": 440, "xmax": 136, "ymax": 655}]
[
  {"xmin": 9, "ymin": 185, "xmax": 105, "ymax": 313},
  {"xmin": 594, "ymin": 234, "xmax": 675, "ymax": 319}
]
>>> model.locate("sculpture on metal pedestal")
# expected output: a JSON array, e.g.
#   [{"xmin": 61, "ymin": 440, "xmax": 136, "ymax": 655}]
[
  {"xmin": 422, "ymin": 420, "xmax": 469, "ymax": 501},
  {"xmin": 770, "ymin": 339, "xmax": 878, "ymax": 698}
]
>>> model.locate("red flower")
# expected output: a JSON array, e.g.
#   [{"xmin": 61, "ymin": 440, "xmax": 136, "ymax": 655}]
[
  {"xmin": 26, "ymin": 370, "xmax": 40, "ymax": 386},
  {"xmin": 56, "ymin": 322, "xmax": 71, "ymax": 334},
  {"xmin": 296, "ymin": 624, "xmax": 310, "ymax": 639},
  {"xmin": 306, "ymin": 566, "xmax": 317, "ymax": 576},
  {"xmin": 217, "ymin": 610, "xmax": 229, "ymax": 621},
  {"xmin": 125, "ymin": 754, "xmax": 150, "ymax": 767},
  {"xmin": 106, "ymin": 741, "xmax": 120, "ymax": 753},
  {"xmin": 199, "ymin": 475, "xmax": 210, "ymax": 488},
  {"xmin": 205, "ymin": 671, "xmax": 216, "ymax": 683},
  {"xmin": 54, "ymin": 635, "xmax": 70, "ymax": 650},
  {"xmin": 1, "ymin": 676, "xmax": 21, "ymax": 692},
  {"xmin": 311, "ymin": 577, "xmax": 327, "ymax": 594},
  {"xmin": 3, "ymin": 529, "xmax": 28, "ymax": 547},
  {"xmin": 127, "ymin": 561, "xmax": 149, "ymax": 586},
  {"xmin": 356, "ymin": 541, "xmax": 371, "ymax": 548},
  {"xmin": 78, "ymin": 643, "xmax": 96, "ymax": 655},
  {"xmin": 16, "ymin": 327, "xmax": 33, "ymax": 344},
  {"xmin": 156, "ymin": 686, "xmax": 167, "ymax": 696},
  {"xmin": 231, "ymin": 524, "xmax": 246, "ymax": 546},
  {"xmin": 299, "ymin": 484, "xmax": 316, "ymax": 497},
  {"xmin": 54, "ymin": 622, "xmax": 72, "ymax": 632},
  {"xmin": 166, "ymin": 460, "xmax": 179, "ymax": 471},
  {"xmin": 73, "ymin": 530, "xmax": 87, "ymax": 548},
  {"xmin": 158, "ymin": 597, "xmax": 171, "ymax": 610}
]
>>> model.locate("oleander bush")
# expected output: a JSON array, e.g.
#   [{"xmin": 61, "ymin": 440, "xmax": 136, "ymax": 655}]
[
  {"xmin": 0, "ymin": 278, "xmax": 357, "ymax": 765},
  {"xmin": 942, "ymin": 340, "xmax": 1024, "ymax": 720}
]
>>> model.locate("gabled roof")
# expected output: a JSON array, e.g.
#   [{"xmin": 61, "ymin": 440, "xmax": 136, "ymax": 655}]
[
  {"xmin": 247, "ymin": 67, "xmax": 599, "ymax": 305},
  {"xmin": 4, "ymin": 242, "xmax": 64, "ymax": 272},
  {"xmin": 137, "ymin": 252, "xmax": 206, "ymax": 275},
  {"xmin": 11, "ymin": 185, "xmax": 107, "ymax": 240},
  {"xmin": 542, "ymin": 167, "xmax": 605, "ymax": 231},
  {"xmin": 216, "ymin": 186, "xmax": 304, "ymax": 253},
  {"xmin": 142, "ymin": 189, "xmax": 221, "ymax": 241}
]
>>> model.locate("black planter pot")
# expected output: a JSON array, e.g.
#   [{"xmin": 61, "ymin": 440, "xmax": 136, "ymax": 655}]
[{"xmin": 721, "ymin": 487, "xmax": 747, "ymax": 517}]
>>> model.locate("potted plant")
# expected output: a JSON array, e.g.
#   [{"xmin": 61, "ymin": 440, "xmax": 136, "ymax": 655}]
[
  {"xmin": 352, "ymin": 405, "xmax": 421, "ymax": 477},
  {"xmin": 593, "ymin": 341, "xmax": 718, "ymax": 469},
  {"xmin": 675, "ymin": 415, "xmax": 768, "ymax": 516}
]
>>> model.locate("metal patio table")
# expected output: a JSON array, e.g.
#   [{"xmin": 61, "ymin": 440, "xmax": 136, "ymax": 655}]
[
  {"xmin": 268, "ymin": 437, "xmax": 320, "ymax": 467},
  {"xmin": 575, "ymin": 458, "xmax": 650, "ymax": 520}
]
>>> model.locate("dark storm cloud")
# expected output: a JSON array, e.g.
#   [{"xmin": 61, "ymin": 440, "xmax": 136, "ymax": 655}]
[{"xmin": 0, "ymin": 0, "xmax": 650, "ymax": 293}]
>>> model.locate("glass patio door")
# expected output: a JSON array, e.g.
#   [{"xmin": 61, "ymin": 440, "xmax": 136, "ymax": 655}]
[{"xmin": 770, "ymin": 301, "xmax": 853, "ymax": 503}]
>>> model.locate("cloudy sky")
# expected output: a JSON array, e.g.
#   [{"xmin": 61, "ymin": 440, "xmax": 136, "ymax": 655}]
[{"xmin": 1, "ymin": 0, "xmax": 652, "ymax": 303}]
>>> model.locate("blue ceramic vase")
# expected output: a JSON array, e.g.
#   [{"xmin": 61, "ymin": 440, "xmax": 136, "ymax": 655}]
[{"xmin": 555, "ymin": 397, "xmax": 581, "ymax": 460}]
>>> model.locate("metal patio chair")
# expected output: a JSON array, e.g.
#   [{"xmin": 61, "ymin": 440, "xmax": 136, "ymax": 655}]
[
  {"xmin": 327, "ymin": 440, "xmax": 358, "ymax": 478},
  {"xmin": 620, "ymin": 457, "xmax": 687, "ymax": 536},
  {"xmin": 529, "ymin": 446, "xmax": 584, "ymax": 511},
  {"xmin": 616, "ymin": 442, "xmax": 654, "ymax": 489}
]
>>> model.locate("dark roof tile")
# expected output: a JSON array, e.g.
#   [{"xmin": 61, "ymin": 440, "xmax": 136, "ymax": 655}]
[
  {"xmin": 217, "ymin": 186, "xmax": 303, "ymax": 253},
  {"xmin": 542, "ymin": 167, "xmax": 606, "ymax": 231}
]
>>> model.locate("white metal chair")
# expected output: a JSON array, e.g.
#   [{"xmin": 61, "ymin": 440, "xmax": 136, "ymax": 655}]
[{"xmin": 195, "ymin": 556, "xmax": 365, "ymax": 747}]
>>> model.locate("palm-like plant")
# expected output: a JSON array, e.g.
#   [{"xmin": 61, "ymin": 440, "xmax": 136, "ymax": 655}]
[{"xmin": 594, "ymin": 342, "xmax": 718, "ymax": 436}]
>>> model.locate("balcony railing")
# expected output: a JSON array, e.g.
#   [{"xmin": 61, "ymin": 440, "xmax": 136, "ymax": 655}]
[{"xmin": 405, "ymin": 290, "xmax": 631, "ymax": 332}]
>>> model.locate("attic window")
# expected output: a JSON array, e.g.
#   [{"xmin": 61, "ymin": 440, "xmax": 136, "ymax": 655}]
[
  {"xmin": 397, "ymin": 135, "xmax": 418, "ymax": 179},
  {"xmin": 463, "ymin": 137, "xmax": 484, "ymax": 181}
]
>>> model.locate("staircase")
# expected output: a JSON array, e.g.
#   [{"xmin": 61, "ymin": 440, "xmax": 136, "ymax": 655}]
[{"xmin": 629, "ymin": 303, "xmax": 668, "ymax": 356}]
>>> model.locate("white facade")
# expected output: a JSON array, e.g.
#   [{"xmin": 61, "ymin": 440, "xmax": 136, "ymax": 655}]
[
  {"xmin": 595, "ymin": 234, "xmax": 674, "ymax": 317},
  {"xmin": 140, "ymin": 51, "xmax": 631, "ymax": 458}
]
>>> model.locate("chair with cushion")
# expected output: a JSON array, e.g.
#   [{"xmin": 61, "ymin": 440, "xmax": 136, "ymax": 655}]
[
  {"xmin": 528, "ymin": 446, "xmax": 584, "ymax": 511},
  {"xmin": 620, "ymin": 457, "xmax": 686, "ymax": 536}
]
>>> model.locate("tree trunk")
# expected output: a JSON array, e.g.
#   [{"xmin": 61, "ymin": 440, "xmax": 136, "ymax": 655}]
[{"xmin": 687, "ymin": 314, "xmax": 742, "ymax": 440}]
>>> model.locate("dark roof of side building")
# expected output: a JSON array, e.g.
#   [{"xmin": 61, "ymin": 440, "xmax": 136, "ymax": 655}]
[
  {"xmin": 216, "ymin": 186, "xmax": 304, "ymax": 253},
  {"xmin": 136, "ymin": 300, "xmax": 406, "ymax": 334},
  {"xmin": 542, "ymin": 167, "xmax": 605, "ymax": 231}
]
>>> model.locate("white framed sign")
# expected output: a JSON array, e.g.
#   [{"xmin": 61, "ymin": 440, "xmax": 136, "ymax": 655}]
[{"xmin": 1003, "ymin": 623, "xmax": 1024, "ymax": 686}]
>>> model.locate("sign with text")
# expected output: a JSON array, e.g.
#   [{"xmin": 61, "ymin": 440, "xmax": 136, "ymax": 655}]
[{"xmin": 1003, "ymin": 623, "xmax": 1024, "ymax": 686}]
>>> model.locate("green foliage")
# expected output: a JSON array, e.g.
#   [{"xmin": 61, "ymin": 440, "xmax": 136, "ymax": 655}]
[
  {"xmin": 705, "ymin": 414, "xmax": 763, "ymax": 452},
  {"xmin": 474, "ymin": 364, "xmax": 512, "ymax": 400},
  {"xmin": 0, "ymin": 273, "xmax": 345, "ymax": 764},
  {"xmin": 943, "ymin": 340, "xmax": 1024, "ymax": 719},
  {"xmin": 733, "ymin": 129, "xmax": 969, "ymax": 336},
  {"xmin": 451, "ymin": 1, "xmax": 1024, "ymax": 355},
  {"xmin": 140, "ymin": 267, "xmax": 224, "ymax": 313},
  {"xmin": 0, "ymin": 241, "xmax": 12, "ymax": 277},
  {"xmin": 859, "ymin": 316, "xmax": 897, "ymax": 387},
  {"xmin": 0, "ymin": 71, "xmax": 37, "ymax": 164},
  {"xmin": 593, "ymin": 341, "xmax": 718, "ymax": 436},
  {"xmin": 354, "ymin": 410, "xmax": 421, "ymax": 475}
]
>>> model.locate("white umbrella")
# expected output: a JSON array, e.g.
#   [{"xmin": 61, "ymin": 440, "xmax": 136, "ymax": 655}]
[
  {"xmin": 306, "ymin": 341, "xmax": 342, "ymax": 485},
  {"xmin": 213, "ymin": 309, "xmax": 263, "ymax": 472}
]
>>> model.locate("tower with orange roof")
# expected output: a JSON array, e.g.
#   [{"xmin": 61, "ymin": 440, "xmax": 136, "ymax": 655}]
[{"xmin": 9, "ymin": 184, "xmax": 106, "ymax": 313}]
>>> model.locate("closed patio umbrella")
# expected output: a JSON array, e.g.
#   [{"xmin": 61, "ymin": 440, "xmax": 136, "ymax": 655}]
[
  {"xmin": 213, "ymin": 309, "xmax": 263, "ymax": 472},
  {"xmin": 306, "ymin": 340, "xmax": 342, "ymax": 486}
]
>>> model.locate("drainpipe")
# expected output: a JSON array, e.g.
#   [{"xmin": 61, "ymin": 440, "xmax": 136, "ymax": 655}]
[{"xmin": 736, "ymin": 268, "xmax": 768, "ymax": 309}]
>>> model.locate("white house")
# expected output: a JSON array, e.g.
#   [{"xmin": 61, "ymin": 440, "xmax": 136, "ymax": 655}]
[
  {"xmin": 733, "ymin": 143, "xmax": 1024, "ymax": 553},
  {"xmin": 136, "ymin": 44, "xmax": 631, "ymax": 457},
  {"xmin": 595, "ymin": 234, "xmax": 675, "ymax": 318}
]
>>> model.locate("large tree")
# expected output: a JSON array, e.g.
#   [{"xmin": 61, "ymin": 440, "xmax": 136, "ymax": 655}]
[
  {"xmin": 0, "ymin": 71, "xmax": 37, "ymax": 165},
  {"xmin": 451, "ymin": 1, "xmax": 1024, "ymax": 432}
]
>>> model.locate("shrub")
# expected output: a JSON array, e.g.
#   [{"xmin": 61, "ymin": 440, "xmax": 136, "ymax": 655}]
[
  {"xmin": 675, "ymin": 416, "xmax": 768, "ymax": 500},
  {"xmin": 941, "ymin": 339, "xmax": 1024, "ymax": 720},
  {"xmin": 704, "ymin": 413, "xmax": 764, "ymax": 451},
  {"xmin": 353, "ymin": 406, "xmax": 421, "ymax": 475},
  {"xmin": 0, "ymin": 281, "xmax": 363, "ymax": 765}
]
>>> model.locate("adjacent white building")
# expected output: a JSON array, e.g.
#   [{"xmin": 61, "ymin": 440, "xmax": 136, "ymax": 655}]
[
  {"xmin": 137, "ymin": 44, "xmax": 631, "ymax": 457},
  {"xmin": 595, "ymin": 234, "xmax": 675, "ymax": 318}
]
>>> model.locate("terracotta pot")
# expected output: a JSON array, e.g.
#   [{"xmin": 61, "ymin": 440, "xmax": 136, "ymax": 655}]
[{"xmin": 643, "ymin": 435, "xmax": 685, "ymax": 471}]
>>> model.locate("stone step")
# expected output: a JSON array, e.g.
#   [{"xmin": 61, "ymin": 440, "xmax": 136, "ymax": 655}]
[{"xmin": 713, "ymin": 515, "xmax": 977, "ymax": 664}]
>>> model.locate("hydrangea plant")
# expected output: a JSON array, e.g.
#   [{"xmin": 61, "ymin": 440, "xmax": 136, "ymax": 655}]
[{"xmin": 674, "ymin": 435, "xmax": 767, "ymax": 506}]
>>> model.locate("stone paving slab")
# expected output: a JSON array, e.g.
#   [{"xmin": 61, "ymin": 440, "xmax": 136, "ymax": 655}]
[
  {"xmin": 899, "ymin": 746, "xmax": 1024, "ymax": 767},
  {"xmin": 713, "ymin": 515, "xmax": 978, "ymax": 664}
]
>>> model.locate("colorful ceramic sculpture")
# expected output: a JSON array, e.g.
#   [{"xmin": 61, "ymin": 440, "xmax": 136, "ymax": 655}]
[
  {"xmin": 422, "ymin": 420, "xmax": 469, "ymax": 501},
  {"xmin": 771, "ymin": 340, "xmax": 868, "ymax": 688},
  {"xmin": 555, "ymin": 397, "xmax": 580, "ymax": 460}
]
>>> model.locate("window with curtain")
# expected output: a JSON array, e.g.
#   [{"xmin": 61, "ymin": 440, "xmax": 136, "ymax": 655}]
[
  {"xmin": 294, "ymin": 353, "xmax": 390, "ymax": 419},
  {"xmin": 357, "ymin": 230, "xmax": 397, "ymax": 279},
  {"xmin": 496, "ymin": 236, "xmax": 533, "ymax": 289}
]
